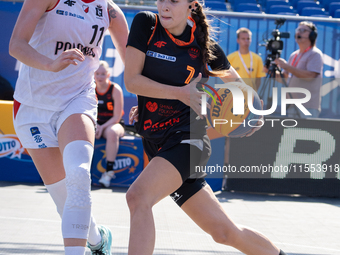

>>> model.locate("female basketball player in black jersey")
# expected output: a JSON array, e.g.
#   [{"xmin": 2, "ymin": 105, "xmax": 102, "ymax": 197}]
[
  {"xmin": 124, "ymin": 0, "xmax": 286, "ymax": 254},
  {"xmin": 95, "ymin": 61, "xmax": 125, "ymax": 188}
]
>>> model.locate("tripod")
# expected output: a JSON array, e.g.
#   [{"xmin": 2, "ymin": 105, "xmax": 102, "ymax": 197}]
[{"xmin": 258, "ymin": 60, "xmax": 301, "ymax": 118}]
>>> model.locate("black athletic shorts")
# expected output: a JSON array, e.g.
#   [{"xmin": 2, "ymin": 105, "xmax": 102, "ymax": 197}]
[{"xmin": 143, "ymin": 133, "xmax": 211, "ymax": 207}]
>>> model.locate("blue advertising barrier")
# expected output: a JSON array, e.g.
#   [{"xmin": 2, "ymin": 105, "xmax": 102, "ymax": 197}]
[{"xmin": 91, "ymin": 136, "xmax": 144, "ymax": 187}]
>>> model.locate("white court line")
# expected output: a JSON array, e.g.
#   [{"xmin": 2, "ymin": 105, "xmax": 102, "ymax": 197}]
[
  {"xmin": 1, "ymin": 216, "xmax": 339, "ymax": 252},
  {"xmin": 274, "ymin": 242, "xmax": 340, "ymax": 252}
]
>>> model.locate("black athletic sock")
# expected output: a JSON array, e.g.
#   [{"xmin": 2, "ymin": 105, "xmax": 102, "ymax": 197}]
[
  {"xmin": 106, "ymin": 161, "xmax": 115, "ymax": 172},
  {"xmin": 279, "ymin": 250, "xmax": 287, "ymax": 255}
]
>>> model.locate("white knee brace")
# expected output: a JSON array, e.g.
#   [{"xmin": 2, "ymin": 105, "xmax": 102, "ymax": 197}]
[{"xmin": 62, "ymin": 140, "xmax": 94, "ymax": 239}]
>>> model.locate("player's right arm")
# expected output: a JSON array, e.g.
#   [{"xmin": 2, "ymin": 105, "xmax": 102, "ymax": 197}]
[{"xmin": 9, "ymin": 0, "xmax": 84, "ymax": 72}]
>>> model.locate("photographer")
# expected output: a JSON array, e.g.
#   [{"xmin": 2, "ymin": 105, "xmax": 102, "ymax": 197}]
[{"xmin": 274, "ymin": 21, "xmax": 323, "ymax": 118}]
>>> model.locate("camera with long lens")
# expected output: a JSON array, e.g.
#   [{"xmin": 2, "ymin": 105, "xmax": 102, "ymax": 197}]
[{"xmin": 264, "ymin": 19, "xmax": 290, "ymax": 68}]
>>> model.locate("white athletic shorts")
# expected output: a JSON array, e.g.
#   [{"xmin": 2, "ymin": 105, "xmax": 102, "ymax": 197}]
[{"xmin": 13, "ymin": 87, "xmax": 97, "ymax": 149}]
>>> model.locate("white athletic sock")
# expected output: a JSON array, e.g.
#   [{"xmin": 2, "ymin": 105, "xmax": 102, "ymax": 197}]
[
  {"xmin": 64, "ymin": 246, "xmax": 86, "ymax": 255},
  {"xmin": 62, "ymin": 140, "xmax": 93, "ymax": 239},
  {"xmin": 45, "ymin": 179, "xmax": 101, "ymax": 245}
]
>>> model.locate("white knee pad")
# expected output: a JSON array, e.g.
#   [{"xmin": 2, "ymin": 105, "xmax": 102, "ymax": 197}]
[
  {"xmin": 62, "ymin": 140, "xmax": 94, "ymax": 239},
  {"xmin": 45, "ymin": 178, "xmax": 101, "ymax": 245},
  {"xmin": 45, "ymin": 178, "xmax": 67, "ymax": 217}
]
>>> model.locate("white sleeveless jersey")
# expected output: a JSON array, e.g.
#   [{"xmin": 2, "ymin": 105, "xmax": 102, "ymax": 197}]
[{"xmin": 14, "ymin": 0, "xmax": 110, "ymax": 111}]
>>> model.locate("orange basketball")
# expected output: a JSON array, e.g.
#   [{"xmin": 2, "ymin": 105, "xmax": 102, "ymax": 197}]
[{"xmin": 206, "ymin": 82, "xmax": 262, "ymax": 138}]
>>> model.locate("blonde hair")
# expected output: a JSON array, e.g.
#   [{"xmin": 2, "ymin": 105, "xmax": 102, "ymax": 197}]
[
  {"xmin": 99, "ymin": 60, "xmax": 110, "ymax": 72},
  {"xmin": 236, "ymin": 27, "xmax": 252, "ymax": 38}
]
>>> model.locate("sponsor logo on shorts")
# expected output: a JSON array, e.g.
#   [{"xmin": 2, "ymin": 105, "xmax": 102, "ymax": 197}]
[
  {"xmin": 30, "ymin": 127, "xmax": 45, "ymax": 145},
  {"xmin": 170, "ymin": 192, "xmax": 183, "ymax": 202},
  {"xmin": 30, "ymin": 127, "xmax": 40, "ymax": 136}
]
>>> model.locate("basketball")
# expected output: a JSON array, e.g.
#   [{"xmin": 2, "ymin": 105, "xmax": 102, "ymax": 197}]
[{"xmin": 206, "ymin": 82, "xmax": 262, "ymax": 138}]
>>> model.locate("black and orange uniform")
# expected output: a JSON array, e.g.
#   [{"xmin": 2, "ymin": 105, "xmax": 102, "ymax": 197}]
[
  {"xmin": 96, "ymin": 82, "xmax": 124, "ymax": 126},
  {"xmin": 127, "ymin": 11, "xmax": 230, "ymax": 206}
]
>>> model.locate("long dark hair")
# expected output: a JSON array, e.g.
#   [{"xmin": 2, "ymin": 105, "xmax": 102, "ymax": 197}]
[{"xmin": 190, "ymin": 2, "xmax": 228, "ymax": 77}]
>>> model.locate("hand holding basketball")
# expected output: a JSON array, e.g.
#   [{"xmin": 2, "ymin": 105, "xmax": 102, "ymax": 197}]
[
  {"xmin": 207, "ymin": 82, "xmax": 262, "ymax": 138},
  {"xmin": 179, "ymin": 73, "xmax": 205, "ymax": 119}
]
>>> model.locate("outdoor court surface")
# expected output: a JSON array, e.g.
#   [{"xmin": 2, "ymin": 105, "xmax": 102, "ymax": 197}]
[{"xmin": 0, "ymin": 181, "xmax": 339, "ymax": 255}]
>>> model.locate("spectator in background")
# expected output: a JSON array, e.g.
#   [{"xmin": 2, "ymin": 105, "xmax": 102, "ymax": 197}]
[
  {"xmin": 94, "ymin": 60, "xmax": 124, "ymax": 188},
  {"xmin": 0, "ymin": 75, "xmax": 14, "ymax": 100},
  {"xmin": 274, "ymin": 21, "xmax": 323, "ymax": 118},
  {"xmin": 228, "ymin": 27, "xmax": 266, "ymax": 91}
]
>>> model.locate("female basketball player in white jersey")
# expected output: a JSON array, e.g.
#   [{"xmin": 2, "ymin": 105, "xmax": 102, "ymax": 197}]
[
  {"xmin": 9, "ymin": 0, "xmax": 128, "ymax": 254},
  {"xmin": 124, "ymin": 0, "xmax": 286, "ymax": 254}
]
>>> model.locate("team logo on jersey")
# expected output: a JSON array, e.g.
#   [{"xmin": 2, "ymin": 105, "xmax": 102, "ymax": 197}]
[
  {"xmin": 64, "ymin": 0, "xmax": 76, "ymax": 7},
  {"xmin": 154, "ymin": 41, "xmax": 167, "ymax": 48},
  {"xmin": 82, "ymin": 4, "xmax": 89, "ymax": 13},
  {"xmin": 146, "ymin": 50, "xmax": 176, "ymax": 62},
  {"xmin": 146, "ymin": 101, "xmax": 158, "ymax": 112},
  {"xmin": 188, "ymin": 47, "xmax": 200, "ymax": 59},
  {"xmin": 56, "ymin": 10, "xmax": 64, "ymax": 15},
  {"xmin": 96, "ymin": 5, "xmax": 103, "ymax": 18}
]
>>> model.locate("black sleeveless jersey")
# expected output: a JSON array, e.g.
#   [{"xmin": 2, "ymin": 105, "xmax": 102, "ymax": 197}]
[
  {"xmin": 96, "ymin": 82, "xmax": 115, "ymax": 125},
  {"xmin": 127, "ymin": 12, "xmax": 230, "ymax": 145}
]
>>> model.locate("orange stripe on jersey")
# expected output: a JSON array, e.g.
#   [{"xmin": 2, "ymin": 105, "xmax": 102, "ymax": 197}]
[
  {"xmin": 46, "ymin": 0, "xmax": 60, "ymax": 12},
  {"xmin": 147, "ymin": 14, "xmax": 158, "ymax": 46},
  {"xmin": 96, "ymin": 82, "xmax": 114, "ymax": 96},
  {"xmin": 164, "ymin": 16, "xmax": 196, "ymax": 46}
]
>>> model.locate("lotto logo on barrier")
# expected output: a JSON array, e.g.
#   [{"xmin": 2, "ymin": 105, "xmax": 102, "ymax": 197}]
[
  {"xmin": 91, "ymin": 137, "xmax": 144, "ymax": 187},
  {"xmin": 0, "ymin": 134, "xmax": 25, "ymax": 159},
  {"xmin": 0, "ymin": 134, "xmax": 42, "ymax": 183}
]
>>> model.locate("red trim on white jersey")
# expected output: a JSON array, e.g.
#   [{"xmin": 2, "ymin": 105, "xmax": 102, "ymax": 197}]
[
  {"xmin": 81, "ymin": 0, "xmax": 96, "ymax": 3},
  {"xmin": 46, "ymin": 0, "xmax": 60, "ymax": 12}
]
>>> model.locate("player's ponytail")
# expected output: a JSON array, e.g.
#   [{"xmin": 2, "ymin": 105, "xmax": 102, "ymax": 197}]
[{"xmin": 190, "ymin": 2, "xmax": 227, "ymax": 77}]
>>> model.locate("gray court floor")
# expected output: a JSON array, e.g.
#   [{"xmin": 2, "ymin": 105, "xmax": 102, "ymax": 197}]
[{"xmin": 0, "ymin": 181, "xmax": 339, "ymax": 255}]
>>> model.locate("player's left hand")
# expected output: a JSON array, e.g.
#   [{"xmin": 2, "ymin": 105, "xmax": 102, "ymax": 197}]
[{"xmin": 178, "ymin": 73, "xmax": 206, "ymax": 119}]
